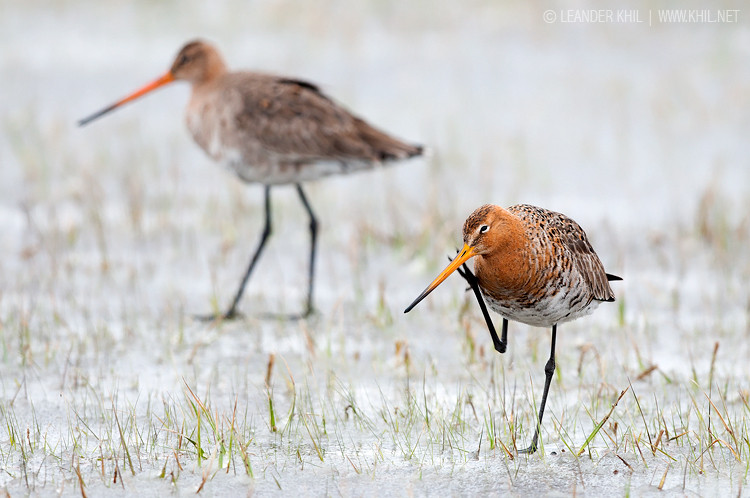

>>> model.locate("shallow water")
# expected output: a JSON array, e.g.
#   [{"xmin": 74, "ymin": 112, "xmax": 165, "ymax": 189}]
[{"xmin": 1, "ymin": 0, "xmax": 749, "ymax": 496}]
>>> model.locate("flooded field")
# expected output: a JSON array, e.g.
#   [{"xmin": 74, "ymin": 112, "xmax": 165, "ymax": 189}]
[{"xmin": 1, "ymin": 0, "xmax": 749, "ymax": 495}]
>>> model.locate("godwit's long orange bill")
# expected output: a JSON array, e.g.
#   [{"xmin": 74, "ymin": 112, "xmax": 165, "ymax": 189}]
[
  {"xmin": 78, "ymin": 72, "xmax": 175, "ymax": 126},
  {"xmin": 404, "ymin": 243, "xmax": 476, "ymax": 313}
]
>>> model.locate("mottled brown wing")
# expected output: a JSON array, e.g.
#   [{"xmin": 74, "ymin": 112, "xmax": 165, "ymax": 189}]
[
  {"xmin": 230, "ymin": 73, "xmax": 421, "ymax": 162},
  {"xmin": 549, "ymin": 210, "xmax": 616, "ymax": 302},
  {"xmin": 510, "ymin": 204, "xmax": 615, "ymax": 303}
]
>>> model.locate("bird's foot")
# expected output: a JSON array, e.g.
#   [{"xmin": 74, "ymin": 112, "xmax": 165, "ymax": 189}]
[
  {"xmin": 193, "ymin": 308, "xmax": 244, "ymax": 323},
  {"xmin": 453, "ymin": 257, "xmax": 478, "ymax": 291},
  {"xmin": 518, "ymin": 438, "xmax": 539, "ymax": 455},
  {"xmin": 194, "ymin": 302, "xmax": 315, "ymax": 323}
]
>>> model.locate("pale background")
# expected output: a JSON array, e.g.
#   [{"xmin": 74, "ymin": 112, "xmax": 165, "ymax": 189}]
[{"xmin": 1, "ymin": 0, "xmax": 748, "ymax": 495}]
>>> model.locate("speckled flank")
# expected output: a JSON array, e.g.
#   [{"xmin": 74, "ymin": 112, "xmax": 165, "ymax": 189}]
[{"xmin": 466, "ymin": 204, "xmax": 618, "ymax": 327}]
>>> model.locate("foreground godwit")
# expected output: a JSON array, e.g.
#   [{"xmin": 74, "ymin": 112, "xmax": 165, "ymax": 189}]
[
  {"xmin": 404, "ymin": 204, "xmax": 621, "ymax": 454},
  {"xmin": 79, "ymin": 40, "xmax": 422, "ymax": 319}
]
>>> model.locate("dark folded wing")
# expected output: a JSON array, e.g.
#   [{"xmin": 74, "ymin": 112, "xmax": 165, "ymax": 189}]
[
  {"xmin": 231, "ymin": 74, "xmax": 421, "ymax": 162},
  {"xmin": 533, "ymin": 207, "xmax": 616, "ymax": 303}
]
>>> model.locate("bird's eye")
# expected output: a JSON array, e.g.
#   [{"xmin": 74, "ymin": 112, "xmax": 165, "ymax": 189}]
[
  {"xmin": 479, "ymin": 225, "xmax": 489, "ymax": 234},
  {"xmin": 178, "ymin": 54, "xmax": 191, "ymax": 66}
]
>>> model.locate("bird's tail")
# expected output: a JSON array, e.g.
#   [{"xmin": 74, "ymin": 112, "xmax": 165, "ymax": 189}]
[{"xmin": 354, "ymin": 118, "xmax": 423, "ymax": 161}]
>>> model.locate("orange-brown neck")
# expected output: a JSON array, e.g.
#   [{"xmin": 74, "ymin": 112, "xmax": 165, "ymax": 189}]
[
  {"xmin": 472, "ymin": 212, "xmax": 533, "ymax": 297},
  {"xmin": 201, "ymin": 56, "xmax": 227, "ymax": 84}
]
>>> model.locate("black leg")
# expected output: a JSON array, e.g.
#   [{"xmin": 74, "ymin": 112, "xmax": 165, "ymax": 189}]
[
  {"xmin": 519, "ymin": 324, "xmax": 557, "ymax": 454},
  {"xmin": 295, "ymin": 184, "xmax": 318, "ymax": 317},
  {"xmin": 456, "ymin": 261, "xmax": 507, "ymax": 354},
  {"xmin": 198, "ymin": 185, "xmax": 273, "ymax": 321}
]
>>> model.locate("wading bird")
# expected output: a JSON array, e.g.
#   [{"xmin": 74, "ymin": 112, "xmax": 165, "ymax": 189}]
[
  {"xmin": 404, "ymin": 204, "xmax": 621, "ymax": 453},
  {"xmin": 80, "ymin": 39, "xmax": 422, "ymax": 319}
]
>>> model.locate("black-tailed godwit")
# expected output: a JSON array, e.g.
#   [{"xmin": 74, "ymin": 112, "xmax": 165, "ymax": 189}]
[
  {"xmin": 79, "ymin": 39, "xmax": 422, "ymax": 319},
  {"xmin": 404, "ymin": 204, "xmax": 621, "ymax": 454}
]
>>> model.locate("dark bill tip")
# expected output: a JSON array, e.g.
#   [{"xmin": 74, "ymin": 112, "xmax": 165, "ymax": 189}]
[{"xmin": 78, "ymin": 103, "xmax": 119, "ymax": 127}]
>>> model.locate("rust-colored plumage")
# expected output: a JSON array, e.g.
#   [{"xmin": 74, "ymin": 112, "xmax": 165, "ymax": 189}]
[
  {"xmin": 79, "ymin": 39, "xmax": 422, "ymax": 319},
  {"xmin": 465, "ymin": 204, "xmax": 616, "ymax": 326},
  {"xmin": 405, "ymin": 204, "xmax": 621, "ymax": 453}
]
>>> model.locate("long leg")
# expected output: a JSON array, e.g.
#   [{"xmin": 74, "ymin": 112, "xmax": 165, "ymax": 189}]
[
  {"xmin": 296, "ymin": 184, "xmax": 318, "ymax": 317},
  {"xmin": 519, "ymin": 323, "xmax": 557, "ymax": 454},
  {"xmin": 456, "ymin": 262, "xmax": 507, "ymax": 354},
  {"xmin": 206, "ymin": 185, "xmax": 272, "ymax": 320}
]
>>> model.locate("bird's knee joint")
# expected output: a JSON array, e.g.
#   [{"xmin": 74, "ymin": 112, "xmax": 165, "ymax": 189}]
[{"xmin": 544, "ymin": 359, "xmax": 555, "ymax": 375}]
